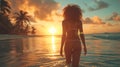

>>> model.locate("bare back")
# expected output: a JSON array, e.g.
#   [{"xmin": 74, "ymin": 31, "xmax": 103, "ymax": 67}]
[{"xmin": 62, "ymin": 20, "xmax": 82, "ymax": 40}]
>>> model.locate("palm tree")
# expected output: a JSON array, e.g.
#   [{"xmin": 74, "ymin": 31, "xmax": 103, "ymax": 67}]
[
  {"xmin": 31, "ymin": 26, "xmax": 36, "ymax": 34},
  {"xmin": 14, "ymin": 10, "xmax": 31, "ymax": 34},
  {"xmin": 0, "ymin": 0, "xmax": 11, "ymax": 14},
  {"xmin": 0, "ymin": 14, "xmax": 13, "ymax": 34},
  {"xmin": 0, "ymin": 0, "xmax": 12, "ymax": 34}
]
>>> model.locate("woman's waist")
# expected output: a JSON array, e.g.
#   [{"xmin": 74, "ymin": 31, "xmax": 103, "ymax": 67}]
[
  {"xmin": 66, "ymin": 37, "xmax": 80, "ymax": 41},
  {"xmin": 65, "ymin": 38, "xmax": 81, "ymax": 44},
  {"xmin": 66, "ymin": 35, "xmax": 79, "ymax": 39}
]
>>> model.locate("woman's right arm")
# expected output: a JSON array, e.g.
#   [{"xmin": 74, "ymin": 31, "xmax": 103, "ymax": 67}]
[
  {"xmin": 60, "ymin": 21, "xmax": 66, "ymax": 57},
  {"xmin": 79, "ymin": 22, "xmax": 87, "ymax": 56}
]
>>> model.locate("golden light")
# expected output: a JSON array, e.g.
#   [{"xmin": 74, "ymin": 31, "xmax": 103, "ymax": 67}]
[
  {"xmin": 51, "ymin": 36, "xmax": 56, "ymax": 52},
  {"xmin": 49, "ymin": 27, "xmax": 56, "ymax": 35},
  {"xmin": 19, "ymin": 0, "xmax": 36, "ymax": 17}
]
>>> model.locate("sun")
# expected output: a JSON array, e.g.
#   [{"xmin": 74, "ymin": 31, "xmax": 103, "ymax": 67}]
[{"xmin": 49, "ymin": 27, "xmax": 56, "ymax": 35}]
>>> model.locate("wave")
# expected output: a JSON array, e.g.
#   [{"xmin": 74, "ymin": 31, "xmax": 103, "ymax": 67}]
[
  {"xmin": 92, "ymin": 33, "xmax": 120, "ymax": 40},
  {"xmin": 1, "ymin": 33, "xmax": 120, "ymax": 41}
]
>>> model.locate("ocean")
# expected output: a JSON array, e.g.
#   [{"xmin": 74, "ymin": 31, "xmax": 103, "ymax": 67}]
[{"xmin": 0, "ymin": 33, "xmax": 120, "ymax": 67}]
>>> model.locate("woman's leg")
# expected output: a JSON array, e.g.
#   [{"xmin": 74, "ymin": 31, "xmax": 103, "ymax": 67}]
[
  {"xmin": 64, "ymin": 42, "xmax": 72, "ymax": 64},
  {"xmin": 72, "ymin": 42, "xmax": 81, "ymax": 67}
]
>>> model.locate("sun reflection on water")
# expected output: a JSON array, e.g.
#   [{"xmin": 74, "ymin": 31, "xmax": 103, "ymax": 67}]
[
  {"xmin": 47, "ymin": 36, "xmax": 58, "ymax": 59},
  {"xmin": 51, "ymin": 36, "xmax": 57, "ymax": 53}
]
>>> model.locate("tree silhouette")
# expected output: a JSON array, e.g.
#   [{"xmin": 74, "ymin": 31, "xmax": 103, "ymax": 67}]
[
  {"xmin": 13, "ymin": 10, "xmax": 31, "ymax": 34},
  {"xmin": 0, "ymin": 0, "xmax": 11, "ymax": 14},
  {"xmin": 0, "ymin": 0, "xmax": 12, "ymax": 34},
  {"xmin": 31, "ymin": 26, "xmax": 36, "ymax": 34}
]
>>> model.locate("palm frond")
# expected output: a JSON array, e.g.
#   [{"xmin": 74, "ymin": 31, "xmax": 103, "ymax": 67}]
[{"xmin": 0, "ymin": 0, "xmax": 11, "ymax": 14}]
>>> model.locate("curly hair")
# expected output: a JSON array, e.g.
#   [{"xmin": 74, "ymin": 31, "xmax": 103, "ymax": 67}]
[{"xmin": 63, "ymin": 4, "xmax": 82, "ymax": 21}]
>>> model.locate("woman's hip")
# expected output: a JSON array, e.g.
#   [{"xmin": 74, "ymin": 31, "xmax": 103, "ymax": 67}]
[{"xmin": 65, "ymin": 40, "xmax": 81, "ymax": 50}]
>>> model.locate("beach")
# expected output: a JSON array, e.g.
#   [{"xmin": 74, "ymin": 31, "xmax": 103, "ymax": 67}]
[{"xmin": 0, "ymin": 33, "xmax": 120, "ymax": 67}]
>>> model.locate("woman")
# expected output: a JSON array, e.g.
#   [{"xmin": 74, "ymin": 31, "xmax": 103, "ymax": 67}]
[{"xmin": 60, "ymin": 4, "xmax": 87, "ymax": 67}]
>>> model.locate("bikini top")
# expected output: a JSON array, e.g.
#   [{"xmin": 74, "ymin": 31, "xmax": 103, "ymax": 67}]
[{"xmin": 63, "ymin": 20, "xmax": 81, "ymax": 36}]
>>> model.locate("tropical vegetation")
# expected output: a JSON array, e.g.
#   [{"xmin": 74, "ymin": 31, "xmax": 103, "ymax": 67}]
[{"xmin": 0, "ymin": 0, "xmax": 36, "ymax": 35}]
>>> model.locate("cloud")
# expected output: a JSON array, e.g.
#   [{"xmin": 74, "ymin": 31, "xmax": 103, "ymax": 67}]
[
  {"xmin": 105, "ymin": 23, "xmax": 113, "ymax": 26},
  {"xmin": 83, "ymin": 16, "xmax": 105, "ymax": 24},
  {"xmin": 10, "ymin": 0, "xmax": 60, "ymax": 21},
  {"xmin": 92, "ymin": 16, "xmax": 105, "ymax": 24},
  {"xmin": 88, "ymin": 0, "xmax": 109, "ymax": 11},
  {"xmin": 107, "ymin": 12, "xmax": 120, "ymax": 22},
  {"xmin": 83, "ymin": 17, "xmax": 93, "ymax": 24}
]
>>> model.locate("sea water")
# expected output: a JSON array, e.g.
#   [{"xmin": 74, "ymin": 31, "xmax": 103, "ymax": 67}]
[{"xmin": 0, "ymin": 33, "xmax": 120, "ymax": 67}]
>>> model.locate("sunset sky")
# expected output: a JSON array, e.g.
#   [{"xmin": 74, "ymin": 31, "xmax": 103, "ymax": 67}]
[{"xmin": 10, "ymin": 0, "xmax": 120, "ymax": 35}]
